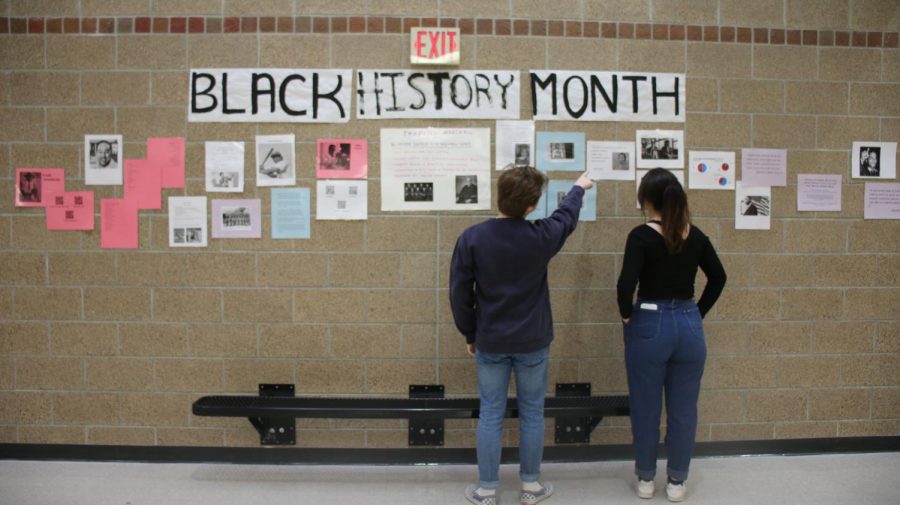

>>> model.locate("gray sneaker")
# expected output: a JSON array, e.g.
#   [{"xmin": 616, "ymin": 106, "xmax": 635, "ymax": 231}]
[
  {"xmin": 465, "ymin": 484, "xmax": 498, "ymax": 505},
  {"xmin": 520, "ymin": 482, "xmax": 554, "ymax": 505}
]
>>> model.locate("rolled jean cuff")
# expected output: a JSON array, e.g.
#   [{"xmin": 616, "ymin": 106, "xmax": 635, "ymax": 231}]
[
  {"xmin": 667, "ymin": 467, "xmax": 689, "ymax": 482},
  {"xmin": 478, "ymin": 479, "xmax": 500, "ymax": 490},
  {"xmin": 635, "ymin": 466, "xmax": 656, "ymax": 481},
  {"xmin": 519, "ymin": 472, "xmax": 540, "ymax": 483}
]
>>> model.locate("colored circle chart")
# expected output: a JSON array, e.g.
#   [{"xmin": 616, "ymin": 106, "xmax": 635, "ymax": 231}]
[{"xmin": 697, "ymin": 163, "xmax": 708, "ymax": 173}]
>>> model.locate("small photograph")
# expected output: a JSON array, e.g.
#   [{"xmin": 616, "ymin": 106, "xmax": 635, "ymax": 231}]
[
  {"xmin": 636, "ymin": 130, "xmax": 684, "ymax": 169},
  {"xmin": 514, "ymin": 144, "xmax": 531, "ymax": 166},
  {"xmin": 851, "ymin": 141, "xmax": 896, "ymax": 180},
  {"xmin": 256, "ymin": 134, "xmax": 296, "ymax": 187},
  {"xmin": 210, "ymin": 171, "xmax": 241, "ymax": 189},
  {"xmin": 740, "ymin": 195, "xmax": 770, "ymax": 217},
  {"xmin": 455, "ymin": 175, "xmax": 478, "ymax": 204},
  {"xmin": 259, "ymin": 144, "xmax": 291, "ymax": 178},
  {"xmin": 858, "ymin": 146, "xmax": 880, "ymax": 177},
  {"xmin": 18, "ymin": 171, "xmax": 42, "ymax": 203},
  {"xmin": 185, "ymin": 228, "xmax": 203, "ymax": 243},
  {"xmin": 87, "ymin": 138, "xmax": 119, "ymax": 170},
  {"xmin": 221, "ymin": 206, "xmax": 252, "ymax": 231},
  {"xmin": 404, "ymin": 182, "xmax": 434, "ymax": 202},
  {"xmin": 612, "ymin": 152, "xmax": 630, "ymax": 171},
  {"xmin": 173, "ymin": 228, "xmax": 186, "ymax": 244},
  {"xmin": 320, "ymin": 142, "xmax": 351, "ymax": 170},
  {"xmin": 549, "ymin": 142, "xmax": 575, "ymax": 160}
]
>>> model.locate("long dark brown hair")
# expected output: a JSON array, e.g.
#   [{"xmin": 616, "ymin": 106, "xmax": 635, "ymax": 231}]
[{"xmin": 637, "ymin": 168, "xmax": 691, "ymax": 253}]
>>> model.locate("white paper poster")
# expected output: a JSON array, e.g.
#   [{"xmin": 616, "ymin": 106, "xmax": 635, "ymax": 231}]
[
  {"xmin": 735, "ymin": 181, "xmax": 771, "ymax": 230},
  {"xmin": 688, "ymin": 151, "xmax": 735, "ymax": 190},
  {"xmin": 356, "ymin": 70, "xmax": 520, "ymax": 120},
  {"xmin": 255, "ymin": 135, "xmax": 296, "ymax": 187},
  {"xmin": 741, "ymin": 148, "xmax": 787, "ymax": 187},
  {"xmin": 84, "ymin": 134, "xmax": 123, "ymax": 185},
  {"xmin": 496, "ymin": 120, "xmax": 535, "ymax": 170},
  {"xmin": 316, "ymin": 180, "xmax": 368, "ymax": 220},
  {"xmin": 852, "ymin": 141, "xmax": 897, "ymax": 180},
  {"xmin": 636, "ymin": 130, "xmax": 684, "ymax": 169},
  {"xmin": 636, "ymin": 170, "xmax": 684, "ymax": 208},
  {"xmin": 380, "ymin": 128, "xmax": 491, "ymax": 211},
  {"xmin": 530, "ymin": 71, "xmax": 685, "ymax": 122},
  {"xmin": 797, "ymin": 174, "xmax": 842, "ymax": 212},
  {"xmin": 188, "ymin": 68, "xmax": 352, "ymax": 123},
  {"xmin": 864, "ymin": 183, "xmax": 900, "ymax": 219},
  {"xmin": 168, "ymin": 196, "xmax": 208, "ymax": 247},
  {"xmin": 205, "ymin": 141, "xmax": 245, "ymax": 192},
  {"xmin": 587, "ymin": 141, "xmax": 635, "ymax": 181}
]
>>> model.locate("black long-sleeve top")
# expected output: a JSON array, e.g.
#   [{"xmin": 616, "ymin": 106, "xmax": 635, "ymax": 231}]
[
  {"xmin": 449, "ymin": 186, "xmax": 584, "ymax": 354},
  {"xmin": 616, "ymin": 224, "xmax": 727, "ymax": 319}
]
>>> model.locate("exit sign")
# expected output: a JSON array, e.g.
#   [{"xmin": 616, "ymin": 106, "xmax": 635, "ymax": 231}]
[{"xmin": 410, "ymin": 27, "xmax": 460, "ymax": 65}]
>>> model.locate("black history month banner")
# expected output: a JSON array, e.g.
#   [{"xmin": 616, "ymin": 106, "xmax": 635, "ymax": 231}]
[{"xmin": 530, "ymin": 71, "xmax": 685, "ymax": 122}]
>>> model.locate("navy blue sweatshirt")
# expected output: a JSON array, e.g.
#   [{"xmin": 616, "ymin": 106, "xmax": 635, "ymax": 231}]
[{"xmin": 449, "ymin": 186, "xmax": 584, "ymax": 354}]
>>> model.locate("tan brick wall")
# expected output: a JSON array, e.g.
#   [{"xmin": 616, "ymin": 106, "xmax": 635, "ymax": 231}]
[{"xmin": 1, "ymin": 0, "xmax": 898, "ymax": 449}]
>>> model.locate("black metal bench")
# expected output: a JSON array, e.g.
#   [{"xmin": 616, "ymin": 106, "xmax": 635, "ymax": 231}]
[{"xmin": 193, "ymin": 383, "xmax": 630, "ymax": 446}]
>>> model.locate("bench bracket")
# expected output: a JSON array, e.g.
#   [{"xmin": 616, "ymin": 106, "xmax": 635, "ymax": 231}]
[
  {"xmin": 408, "ymin": 385, "xmax": 444, "ymax": 447},
  {"xmin": 554, "ymin": 383, "xmax": 599, "ymax": 444},
  {"xmin": 249, "ymin": 384, "xmax": 296, "ymax": 446}
]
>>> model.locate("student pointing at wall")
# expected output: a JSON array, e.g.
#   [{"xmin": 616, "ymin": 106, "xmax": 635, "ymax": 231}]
[
  {"xmin": 617, "ymin": 168, "xmax": 726, "ymax": 502},
  {"xmin": 450, "ymin": 166, "xmax": 593, "ymax": 505}
]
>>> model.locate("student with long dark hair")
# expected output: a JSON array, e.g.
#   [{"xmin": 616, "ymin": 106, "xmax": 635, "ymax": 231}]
[{"xmin": 617, "ymin": 168, "xmax": 727, "ymax": 502}]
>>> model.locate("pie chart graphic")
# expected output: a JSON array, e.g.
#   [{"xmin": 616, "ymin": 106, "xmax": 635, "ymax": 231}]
[
  {"xmin": 697, "ymin": 163, "xmax": 708, "ymax": 173},
  {"xmin": 721, "ymin": 163, "xmax": 730, "ymax": 171},
  {"xmin": 718, "ymin": 177, "xmax": 729, "ymax": 186}
]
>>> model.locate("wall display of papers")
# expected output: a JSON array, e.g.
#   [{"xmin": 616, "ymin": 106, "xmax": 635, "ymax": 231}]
[
  {"xmin": 636, "ymin": 130, "xmax": 684, "ymax": 169},
  {"xmin": 123, "ymin": 159, "xmax": 162, "ymax": 210},
  {"xmin": 100, "ymin": 198, "xmax": 138, "ymax": 249},
  {"xmin": 316, "ymin": 180, "xmax": 368, "ymax": 220},
  {"xmin": 536, "ymin": 132, "xmax": 586, "ymax": 172},
  {"xmin": 356, "ymin": 70, "xmax": 520, "ymax": 120},
  {"xmin": 852, "ymin": 141, "xmax": 897, "ymax": 180},
  {"xmin": 797, "ymin": 174, "xmax": 842, "ymax": 212},
  {"xmin": 587, "ymin": 141, "xmax": 635, "ymax": 181},
  {"xmin": 735, "ymin": 181, "xmax": 771, "ymax": 230},
  {"xmin": 864, "ymin": 183, "xmax": 900, "ymax": 219},
  {"xmin": 147, "ymin": 137, "xmax": 185, "ymax": 189},
  {"xmin": 206, "ymin": 141, "xmax": 245, "ymax": 192},
  {"xmin": 688, "ymin": 151, "xmax": 735, "ymax": 190},
  {"xmin": 495, "ymin": 120, "xmax": 535, "ymax": 170},
  {"xmin": 84, "ymin": 134, "xmax": 123, "ymax": 185},
  {"xmin": 316, "ymin": 139, "xmax": 368, "ymax": 179},
  {"xmin": 380, "ymin": 128, "xmax": 491, "ymax": 211},
  {"xmin": 46, "ymin": 191, "xmax": 94, "ymax": 231},
  {"xmin": 211, "ymin": 199, "xmax": 262, "ymax": 238},
  {"xmin": 741, "ymin": 148, "xmax": 787, "ymax": 187}
]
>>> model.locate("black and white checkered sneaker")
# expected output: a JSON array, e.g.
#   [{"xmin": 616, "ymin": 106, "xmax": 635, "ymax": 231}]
[
  {"xmin": 520, "ymin": 482, "xmax": 554, "ymax": 505},
  {"xmin": 465, "ymin": 484, "xmax": 498, "ymax": 505}
]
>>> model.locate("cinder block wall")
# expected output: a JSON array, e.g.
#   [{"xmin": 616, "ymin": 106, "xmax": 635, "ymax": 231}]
[{"xmin": 1, "ymin": 0, "xmax": 898, "ymax": 449}]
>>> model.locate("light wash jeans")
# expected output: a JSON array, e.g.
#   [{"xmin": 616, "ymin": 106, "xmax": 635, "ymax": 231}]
[
  {"xmin": 475, "ymin": 346, "xmax": 550, "ymax": 489},
  {"xmin": 624, "ymin": 299, "xmax": 707, "ymax": 482}
]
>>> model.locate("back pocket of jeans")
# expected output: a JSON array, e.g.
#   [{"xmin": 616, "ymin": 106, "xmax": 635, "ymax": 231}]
[{"xmin": 632, "ymin": 307, "xmax": 662, "ymax": 339}]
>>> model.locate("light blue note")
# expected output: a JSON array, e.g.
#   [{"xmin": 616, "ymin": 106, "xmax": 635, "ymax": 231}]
[
  {"xmin": 536, "ymin": 132, "xmax": 586, "ymax": 172},
  {"xmin": 271, "ymin": 188, "xmax": 311, "ymax": 239}
]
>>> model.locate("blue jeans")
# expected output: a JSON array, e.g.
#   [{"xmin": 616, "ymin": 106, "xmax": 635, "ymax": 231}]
[
  {"xmin": 624, "ymin": 299, "xmax": 706, "ymax": 482},
  {"xmin": 475, "ymin": 346, "xmax": 550, "ymax": 489}
]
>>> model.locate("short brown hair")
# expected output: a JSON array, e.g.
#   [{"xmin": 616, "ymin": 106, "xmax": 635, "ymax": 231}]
[{"xmin": 497, "ymin": 166, "xmax": 546, "ymax": 218}]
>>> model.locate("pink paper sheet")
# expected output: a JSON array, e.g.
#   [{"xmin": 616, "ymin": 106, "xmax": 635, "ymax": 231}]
[
  {"xmin": 46, "ymin": 191, "xmax": 95, "ymax": 230},
  {"xmin": 100, "ymin": 198, "xmax": 139, "ymax": 249},
  {"xmin": 124, "ymin": 159, "xmax": 162, "ymax": 209},
  {"xmin": 147, "ymin": 137, "xmax": 185, "ymax": 189},
  {"xmin": 15, "ymin": 168, "xmax": 66, "ymax": 207},
  {"xmin": 316, "ymin": 139, "xmax": 368, "ymax": 179}
]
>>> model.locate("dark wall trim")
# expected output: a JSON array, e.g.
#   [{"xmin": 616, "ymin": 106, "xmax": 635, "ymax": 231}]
[{"xmin": 2, "ymin": 437, "xmax": 898, "ymax": 465}]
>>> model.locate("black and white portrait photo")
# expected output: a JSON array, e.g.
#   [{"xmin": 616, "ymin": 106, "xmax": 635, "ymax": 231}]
[
  {"xmin": 256, "ymin": 134, "xmax": 296, "ymax": 187},
  {"xmin": 84, "ymin": 134, "xmax": 124, "ymax": 185},
  {"xmin": 185, "ymin": 228, "xmax": 203, "ymax": 243},
  {"xmin": 210, "ymin": 171, "xmax": 241, "ymax": 189},
  {"xmin": 404, "ymin": 182, "xmax": 434, "ymax": 202},
  {"xmin": 456, "ymin": 175, "xmax": 478, "ymax": 204},
  {"xmin": 221, "ymin": 207, "xmax": 252, "ymax": 231},
  {"xmin": 514, "ymin": 144, "xmax": 531, "ymax": 166},
  {"xmin": 173, "ymin": 228, "xmax": 186, "ymax": 244},
  {"xmin": 851, "ymin": 141, "xmax": 897, "ymax": 180},
  {"xmin": 859, "ymin": 146, "xmax": 880, "ymax": 177},
  {"xmin": 320, "ymin": 142, "xmax": 351, "ymax": 170},
  {"xmin": 741, "ymin": 195, "xmax": 770, "ymax": 217},
  {"xmin": 612, "ymin": 151, "xmax": 630, "ymax": 171}
]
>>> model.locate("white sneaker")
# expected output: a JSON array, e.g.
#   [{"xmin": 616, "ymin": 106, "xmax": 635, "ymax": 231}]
[
  {"xmin": 666, "ymin": 481, "xmax": 687, "ymax": 502},
  {"xmin": 636, "ymin": 479, "xmax": 655, "ymax": 499}
]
